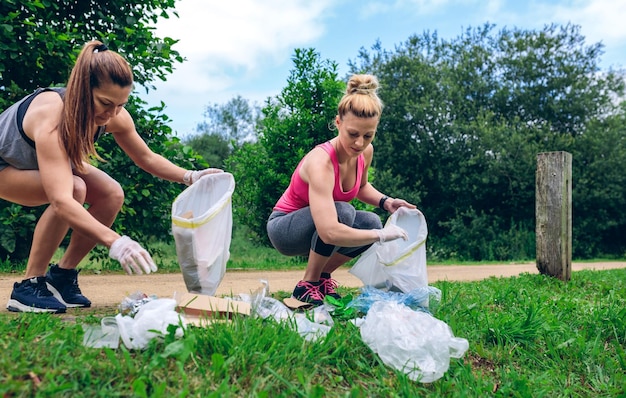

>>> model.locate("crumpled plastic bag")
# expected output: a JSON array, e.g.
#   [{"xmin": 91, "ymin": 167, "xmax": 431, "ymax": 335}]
[
  {"xmin": 349, "ymin": 285, "xmax": 441, "ymax": 315},
  {"xmin": 239, "ymin": 280, "xmax": 333, "ymax": 342},
  {"xmin": 118, "ymin": 291, "xmax": 158, "ymax": 316},
  {"xmin": 359, "ymin": 300, "xmax": 469, "ymax": 383},
  {"xmin": 115, "ymin": 298, "xmax": 185, "ymax": 350}
]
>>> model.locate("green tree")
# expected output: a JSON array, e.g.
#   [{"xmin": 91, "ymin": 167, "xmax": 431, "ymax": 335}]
[
  {"xmin": 0, "ymin": 0, "xmax": 200, "ymax": 261},
  {"xmin": 0, "ymin": 0, "xmax": 182, "ymax": 108},
  {"xmin": 226, "ymin": 48, "xmax": 344, "ymax": 243},
  {"xmin": 195, "ymin": 95, "xmax": 261, "ymax": 145},
  {"xmin": 184, "ymin": 133, "xmax": 230, "ymax": 169},
  {"xmin": 351, "ymin": 23, "xmax": 625, "ymax": 260},
  {"xmin": 572, "ymin": 108, "xmax": 626, "ymax": 258},
  {"xmin": 187, "ymin": 95, "xmax": 261, "ymax": 168}
]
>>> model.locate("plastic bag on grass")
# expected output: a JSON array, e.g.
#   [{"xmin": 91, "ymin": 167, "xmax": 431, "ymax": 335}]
[
  {"xmin": 359, "ymin": 301, "xmax": 469, "ymax": 383},
  {"xmin": 172, "ymin": 172, "xmax": 235, "ymax": 295},
  {"xmin": 350, "ymin": 207, "xmax": 428, "ymax": 293},
  {"xmin": 82, "ymin": 317, "xmax": 120, "ymax": 349},
  {"xmin": 240, "ymin": 279, "xmax": 333, "ymax": 342},
  {"xmin": 115, "ymin": 298, "xmax": 185, "ymax": 350},
  {"xmin": 82, "ymin": 298, "xmax": 184, "ymax": 350}
]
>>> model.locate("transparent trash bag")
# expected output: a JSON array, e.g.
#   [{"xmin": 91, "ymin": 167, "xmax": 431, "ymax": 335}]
[
  {"xmin": 348, "ymin": 285, "xmax": 442, "ymax": 315},
  {"xmin": 350, "ymin": 207, "xmax": 428, "ymax": 293},
  {"xmin": 359, "ymin": 301, "xmax": 469, "ymax": 383},
  {"xmin": 172, "ymin": 173, "xmax": 235, "ymax": 295}
]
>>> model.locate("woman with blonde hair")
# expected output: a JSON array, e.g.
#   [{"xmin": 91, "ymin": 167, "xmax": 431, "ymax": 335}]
[
  {"xmin": 267, "ymin": 74, "xmax": 415, "ymax": 306},
  {"xmin": 0, "ymin": 41, "xmax": 221, "ymax": 313}
]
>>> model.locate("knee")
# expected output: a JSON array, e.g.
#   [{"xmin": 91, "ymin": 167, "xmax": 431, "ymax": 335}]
[
  {"xmin": 335, "ymin": 202, "xmax": 356, "ymax": 225},
  {"xmin": 92, "ymin": 179, "xmax": 125, "ymax": 211},
  {"xmin": 72, "ymin": 176, "xmax": 87, "ymax": 204},
  {"xmin": 361, "ymin": 211, "xmax": 383, "ymax": 229},
  {"xmin": 106, "ymin": 181, "xmax": 125, "ymax": 211}
]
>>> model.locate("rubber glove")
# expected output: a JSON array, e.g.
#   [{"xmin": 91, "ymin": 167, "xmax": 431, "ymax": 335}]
[
  {"xmin": 183, "ymin": 168, "xmax": 224, "ymax": 186},
  {"xmin": 109, "ymin": 236, "xmax": 158, "ymax": 275},
  {"xmin": 375, "ymin": 224, "xmax": 409, "ymax": 243}
]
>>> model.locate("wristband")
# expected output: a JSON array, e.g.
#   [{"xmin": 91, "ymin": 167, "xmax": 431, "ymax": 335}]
[{"xmin": 379, "ymin": 196, "xmax": 389, "ymax": 210}]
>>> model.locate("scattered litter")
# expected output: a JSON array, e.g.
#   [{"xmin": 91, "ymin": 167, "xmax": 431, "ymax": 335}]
[
  {"xmin": 240, "ymin": 279, "xmax": 333, "ymax": 342},
  {"xmin": 118, "ymin": 291, "xmax": 158, "ymax": 316},
  {"xmin": 115, "ymin": 298, "xmax": 184, "ymax": 350},
  {"xmin": 81, "ymin": 276, "xmax": 467, "ymax": 384}
]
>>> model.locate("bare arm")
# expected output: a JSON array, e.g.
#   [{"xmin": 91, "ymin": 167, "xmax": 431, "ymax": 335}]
[
  {"xmin": 303, "ymin": 148, "xmax": 380, "ymax": 246},
  {"xmin": 107, "ymin": 108, "xmax": 188, "ymax": 183}
]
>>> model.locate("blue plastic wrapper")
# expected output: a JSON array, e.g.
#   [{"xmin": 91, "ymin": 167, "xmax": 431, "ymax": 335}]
[{"xmin": 348, "ymin": 285, "xmax": 441, "ymax": 315}]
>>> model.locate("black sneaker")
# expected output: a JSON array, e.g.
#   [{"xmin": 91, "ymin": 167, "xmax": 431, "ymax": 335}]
[
  {"xmin": 7, "ymin": 277, "xmax": 67, "ymax": 313},
  {"xmin": 291, "ymin": 280, "xmax": 325, "ymax": 307},
  {"xmin": 319, "ymin": 272, "xmax": 342, "ymax": 300},
  {"xmin": 45, "ymin": 264, "xmax": 91, "ymax": 308}
]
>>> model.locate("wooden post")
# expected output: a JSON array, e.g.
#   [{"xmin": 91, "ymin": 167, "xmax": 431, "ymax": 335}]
[{"xmin": 536, "ymin": 151, "xmax": 572, "ymax": 281}]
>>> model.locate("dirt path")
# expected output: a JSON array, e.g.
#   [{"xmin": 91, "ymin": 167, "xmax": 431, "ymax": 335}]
[{"xmin": 1, "ymin": 262, "xmax": 625, "ymax": 312}]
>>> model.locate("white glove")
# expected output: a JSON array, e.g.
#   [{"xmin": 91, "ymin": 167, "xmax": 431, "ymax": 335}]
[
  {"xmin": 183, "ymin": 168, "xmax": 224, "ymax": 186},
  {"xmin": 375, "ymin": 224, "xmax": 409, "ymax": 243},
  {"xmin": 109, "ymin": 236, "xmax": 158, "ymax": 275}
]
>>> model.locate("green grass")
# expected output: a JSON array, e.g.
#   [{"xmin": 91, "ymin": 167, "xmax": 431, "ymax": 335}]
[{"xmin": 1, "ymin": 268, "xmax": 625, "ymax": 396}]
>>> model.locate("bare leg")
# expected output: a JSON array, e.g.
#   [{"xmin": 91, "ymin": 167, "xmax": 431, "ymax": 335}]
[
  {"xmin": 302, "ymin": 250, "xmax": 352, "ymax": 281},
  {"xmin": 322, "ymin": 252, "xmax": 352, "ymax": 275},
  {"xmin": 25, "ymin": 211, "xmax": 70, "ymax": 278},
  {"xmin": 24, "ymin": 176, "xmax": 87, "ymax": 277},
  {"xmin": 58, "ymin": 166, "xmax": 124, "ymax": 269}
]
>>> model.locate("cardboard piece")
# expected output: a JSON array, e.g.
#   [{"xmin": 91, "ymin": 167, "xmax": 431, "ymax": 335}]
[
  {"xmin": 283, "ymin": 297, "xmax": 315, "ymax": 311},
  {"xmin": 176, "ymin": 293, "xmax": 250, "ymax": 325}
]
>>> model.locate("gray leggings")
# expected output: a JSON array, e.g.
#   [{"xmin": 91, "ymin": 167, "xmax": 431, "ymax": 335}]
[{"xmin": 267, "ymin": 202, "xmax": 382, "ymax": 258}]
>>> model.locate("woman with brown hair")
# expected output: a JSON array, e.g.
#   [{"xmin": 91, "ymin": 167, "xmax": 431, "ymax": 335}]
[
  {"xmin": 266, "ymin": 74, "xmax": 415, "ymax": 306},
  {"xmin": 0, "ymin": 41, "xmax": 221, "ymax": 313}
]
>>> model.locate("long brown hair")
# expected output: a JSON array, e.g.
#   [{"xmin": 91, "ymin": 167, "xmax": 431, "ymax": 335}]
[
  {"xmin": 337, "ymin": 74, "xmax": 383, "ymax": 120},
  {"xmin": 58, "ymin": 40, "xmax": 133, "ymax": 172}
]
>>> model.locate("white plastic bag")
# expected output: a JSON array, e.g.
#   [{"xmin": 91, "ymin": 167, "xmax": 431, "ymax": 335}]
[
  {"xmin": 116, "ymin": 298, "xmax": 184, "ymax": 350},
  {"xmin": 359, "ymin": 301, "xmax": 469, "ymax": 383},
  {"xmin": 350, "ymin": 207, "xmax": 428, "ymax": 293},
  {"xmin": 171, "ymin": 172, "xmax": 235, "ymax": 295}
]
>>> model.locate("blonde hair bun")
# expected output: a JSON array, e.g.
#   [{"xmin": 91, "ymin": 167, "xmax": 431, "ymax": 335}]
[{"xmin": 337, "ymin": 74, "xmax": 383, "ymax": 119}]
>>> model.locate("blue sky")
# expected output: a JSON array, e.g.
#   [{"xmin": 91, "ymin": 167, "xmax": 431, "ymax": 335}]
[{"xmin": 140, "ymin": 0, "xmax": 626, "ymax": 137}]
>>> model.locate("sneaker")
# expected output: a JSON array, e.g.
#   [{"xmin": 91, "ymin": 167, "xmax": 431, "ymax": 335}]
[
  {"xmin": 291, "ymin": 280, "xmax": 325, "ymax": 306},
  {"xmin": 7, "ymin": 277, "xmax": 67, "ymax": 313},
  {"xmin": 319, "ymin": 272, "xmax": 342, "ymax": 300},
  {"xmin": 45, "ymin": 264, "xmax": 91, "ymax": 308}
]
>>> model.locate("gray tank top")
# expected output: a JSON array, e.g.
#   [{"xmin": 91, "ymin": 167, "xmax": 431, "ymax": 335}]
[{"xmin": 0, "ymin": 87, "xmax": 105, "ymax": 170}]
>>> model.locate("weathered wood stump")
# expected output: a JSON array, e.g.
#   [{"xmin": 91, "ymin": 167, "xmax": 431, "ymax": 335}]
[{"xmin": 536, "ymin": 152, "xmax": 572, "ymax": 281}]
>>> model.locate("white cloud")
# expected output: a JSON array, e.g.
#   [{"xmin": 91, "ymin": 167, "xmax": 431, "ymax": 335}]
[
  {"xmin": 534, "ymin": 0, "xmax": 626, "ymax": 45},
  {"xmin": 144, "ymin": 0, "xmax": 335, "ymax": 134},
  {"xmin": 156, "ymin": 0, "xmax": 332, "ymax": 75}
]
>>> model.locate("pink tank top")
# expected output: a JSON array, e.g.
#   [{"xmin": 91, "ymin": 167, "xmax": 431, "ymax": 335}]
[{"xmin": 274, "ymin": 141, "xmax": 365, "ymax": 213}]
